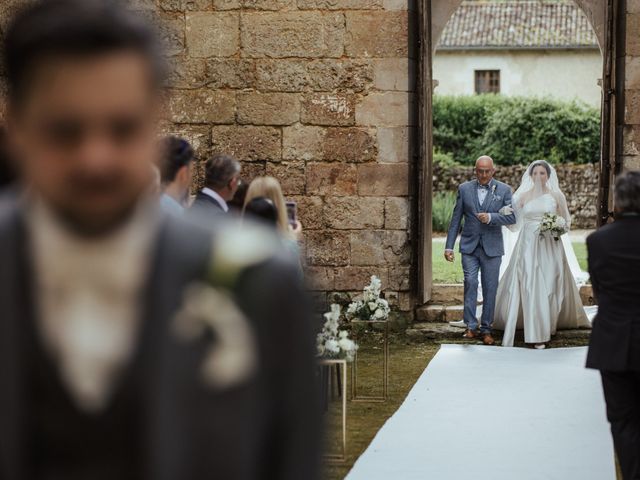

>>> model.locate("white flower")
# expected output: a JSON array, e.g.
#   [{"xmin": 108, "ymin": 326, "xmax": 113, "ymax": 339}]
[
  {"xmin": 325, "ymin": 339, "xmax": 340, "ymax": 354},
  {"xmin": 368, "ymin": 301, "xmax": 378, "ymax": 312},
  {"xmin": 373, "ymin": 308, "xmax": 387, "ymax": 320},
  {"xmin": 339, "ymin": 330, "xmax": 349, "ymax": 339}
]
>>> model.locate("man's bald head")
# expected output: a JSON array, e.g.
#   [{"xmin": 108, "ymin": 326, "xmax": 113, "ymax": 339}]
[
  {"xmin": 475, "ymin": 155, "xmax": 495, "ymax": 185},
  {"xmin": 476, "ymin": 156, "xmax": 494, "ymax": 169}
]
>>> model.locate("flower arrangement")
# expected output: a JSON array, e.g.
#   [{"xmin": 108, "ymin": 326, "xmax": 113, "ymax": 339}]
[
  {"xmin": 345, "ymin": 275, "xmax": 391, "ymax": 322},
  {"xmin": 539, "ymin": 212, "xmax": 568, "ymax": 241},
  {"xmin": 316, "ymin": 304, "xmax": 358, "ymax": 361}
]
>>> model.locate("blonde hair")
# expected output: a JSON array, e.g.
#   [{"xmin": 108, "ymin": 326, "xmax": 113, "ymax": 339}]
[{"xmin": 243, "ymin": 176, "xmax": 290, "ymax": 236}]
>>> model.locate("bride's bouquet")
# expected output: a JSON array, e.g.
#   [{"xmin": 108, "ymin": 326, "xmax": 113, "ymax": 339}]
[
  {"xmin": 539, "ymin": 213, "xmax": 568, "ymax": 241},
  {"xmin": 316, "ymin": 304, "xmax": 358, "ymax": 361}
]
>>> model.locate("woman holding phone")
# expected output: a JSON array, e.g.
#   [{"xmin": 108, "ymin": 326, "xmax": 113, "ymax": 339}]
[{"xmin": 243, "ymin": 176, "xmax": 304, "ymax": 273}]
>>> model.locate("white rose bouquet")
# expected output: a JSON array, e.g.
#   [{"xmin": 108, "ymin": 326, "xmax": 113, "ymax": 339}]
[
  {"xmin": 345, "ymin": 275, "xmax": 391, "ymax": 322},
  {"xmin": 539, "ymin": 212, "xmax": 568, "ymax": 241},
  {"xmin": 316, "ymin": 304, "xmax": 358, "ymax": 361}
]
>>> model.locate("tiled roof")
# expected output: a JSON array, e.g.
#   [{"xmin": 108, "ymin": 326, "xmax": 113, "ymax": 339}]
[{"xmin": 437, "ymin": 1, "xmax": 599, "ymax": 50}]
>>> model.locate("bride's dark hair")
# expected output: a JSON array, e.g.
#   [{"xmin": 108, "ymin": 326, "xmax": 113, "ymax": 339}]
[{"xmin": 529, "ymin": 160, "xmax": 551, "ymax": 177}]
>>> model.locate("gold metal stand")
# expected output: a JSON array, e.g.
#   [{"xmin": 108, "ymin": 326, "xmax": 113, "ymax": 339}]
[
  {"xmin": 350, "ymin": 320, "xmax": 389, "ymax": 402},
  {"xmin": 320, "ymin": 358, "xmax": 347, "ymax": 463}
]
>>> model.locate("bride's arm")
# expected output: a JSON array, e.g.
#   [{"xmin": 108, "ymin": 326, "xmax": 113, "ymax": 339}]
[{"xmin": 554, "ymin": 191, "xmax": 572, "ymax": 230}]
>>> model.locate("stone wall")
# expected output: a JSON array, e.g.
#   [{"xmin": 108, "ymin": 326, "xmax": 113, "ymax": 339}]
[
  {"xmin": 138, "ymin": 0, "xmax": 417, "ymax": 313},
  {"xmin": 433, "ymin": 164, "xmax": 600, "ymax": 229},
  {"xmin": 624, "ymin": 0, "xmax": 640, "ymax": 170}
]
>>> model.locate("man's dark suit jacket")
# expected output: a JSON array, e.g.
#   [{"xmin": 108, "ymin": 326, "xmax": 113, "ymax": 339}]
[
  {"xmin": 0, "ymin": 202, "xmax": 321, "ymax": 480},
  {"xmin": 189, "ymin": 190, "xmax": 226, "ymax": 224},
  {"xmin": 586, "ymin": 214, "xmax": 640, "ymax": 372}
]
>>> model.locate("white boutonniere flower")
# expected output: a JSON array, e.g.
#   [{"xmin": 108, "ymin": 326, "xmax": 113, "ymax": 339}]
[
  {"xmin": 491, "ymin": 184, "xmax": 497, "ymax": 195},
  {"xmin": 173, "ymin": 283, "xmax": 257, "ymax": 390}
]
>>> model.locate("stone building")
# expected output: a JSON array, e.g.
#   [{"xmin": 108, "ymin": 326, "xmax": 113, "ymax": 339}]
[
  {"xmin": 1, "ymin": 0, "xmax": 639, "ymax": 320},
  {"xmin": 434, "ymin": 1, "xmax": 602, "ymax": 107}
]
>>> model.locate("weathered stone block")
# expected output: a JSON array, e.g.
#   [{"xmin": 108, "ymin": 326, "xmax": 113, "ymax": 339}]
[
  {"xmin": 383, "ymin": 0, "xmax": 413, "ymax": 10},
  {"xmin": 324, "ymin": 196, "xmax": 385, "ymax": 229},
  {"xmin": 158, "ymin": 15, "xmax": 185, "ymax": 57},
  {"xmin": 298, "ymin": 0, "xmax": 381, "ymax": 10},
  {"xmin": 242, "ymin": 0, "xmax": 296, "ymax": 10},
  {"xmin": 629, "ymin": 0, "xmax": 640, "ymax": 13},
  {"xmin": 186, "ymin": 12, "xmax": 239, "ymax": 58},
  {"xmin": 305, "ymin": 231, "xmax": 350, "ymax": 266},
  {"xmin": 168, "ymin": 89, "xmax": 235, "ymax": 123},
  {"xmin": 356, "ymin": 92, "xmax": 415, "ymax": 126},
  {"xmin": 385, "ymin": 197, "xmax": 409, "ymax": 229},
  {"xmin": 306, "ymin": 267, "xmax": 336, "ymax": 291},
  {"xmin": 358, "ymin": 163, "xmax": 409, "ymax": 195},
  {"xmin": 128, "ymin": 0, "xmax": 158, "ymax": 10},
  {"xmin": 211, "ymin": 126, "xmax": 281, "ymax": 161},
  {"xmin": 373, "ymin": 58, "xmax": 415, "ymax": 91},
  {"xmin": 283, "ymin": 124, "xmax": 326, "ymax": 161},
  {"xmin": 159, "ymin": 124, "xmax": 211, "ymax": 160},
  {"xmin": 212, "ymin": 0, "xmax": 240, "ymax": 9},
  {"xmin": 289, "ymin": 195, "xmax": 326, "ymax": 229},
  {"xmin": 205, "ymin": 59, "xmax": 255, "ymax": 89},
  {"xmin": 333, "ymin": 267, "xmax": 389, "ymax": 291},
  {"xmin": 237, "ymin": 92, "xmax": 300, "ymax": 125},
  {"xmin": 167, "ymin": 58, "xmax": 208, "ymax": 88},
  {"xmin": 255, "ymin": 59, "xmax": 373, "ymax": 92},
  {"xmin": 388, "ymin": 265, "xmax": 411, "ymax": 290},
  {"xmin": 377, "ymin": 126, "xmax": 412, "ymax": 162},
  {"xmin": 627, "ymin": 56, "xmax": 640, "ymax": 89},
  {"xmin": 159, "ymin": 0, "xmax": 212, "ymax": 11},
  {"xmin": 238, "ymin": 161, "xmax": 266, "ymax": 183},
  {"xmin": 301, "ymin": 94, "xmax": 355, "ymax": 126},
  {"xmin": 624, "ymin": 125, "xmax": 640, "ymax": 155},
  {"xmin": 266, "ymin": 161, "xmax": 306, "ymax": 195},
  {"xmin": 622, "ymin": 155, "xmax": 640, "ymax": 170},
  {"xmin": 626, "ymin": 89, "xmax": 640, "ymax": 124},
  {"xmin": 627, "ymin": 14, "xmax": 640, "ymax": 56},
  {"xmin": 323, "ymin": 128, "xmax": 377, "ymax": 162},
  {"xmin": 345, "ymin": 12, "xmax": 408, "ymax": 57},
  {"xmin": 350, "ymin": 230, "xmax": 409, "ymax": 265},
  {"xmin": 307, "ymin": 163, "xmax": 358, "ymax": 196},
  {"xmin": 241, "ymin": 12, "xmax": 345, "ymax": 58}
]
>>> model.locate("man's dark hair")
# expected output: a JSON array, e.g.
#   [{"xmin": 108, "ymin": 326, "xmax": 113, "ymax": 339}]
[
  {"xmin": 160, "ymin": 136, "xmax": 194, "ymax": 184},
  {"xmin": 3, "ymin": 0, "xmax": 165, "ymax": 105},
  {"xmin": 204, "ymin": 154, "xmax": 241, "ymax": 191},
  {"xmin": 244, "ymin": 197, "xmax": 278, "ymax": 227},
  {"xmin": 615, "ymin": 171, "xmax": 640, "ymax": 215}
]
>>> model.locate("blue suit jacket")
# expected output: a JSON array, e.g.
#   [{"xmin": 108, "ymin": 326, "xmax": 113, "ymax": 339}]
[{"xmin": 445, "ymin": 179, "xmax": 516, "ymax": 257}]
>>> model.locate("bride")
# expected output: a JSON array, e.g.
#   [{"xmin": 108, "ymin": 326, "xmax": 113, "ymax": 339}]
[{"xmin": 493, "ymin": 160, "xmax": 590, "ymax": 348}]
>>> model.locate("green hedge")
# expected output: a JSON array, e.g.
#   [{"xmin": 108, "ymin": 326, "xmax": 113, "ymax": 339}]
[
  {"xmin": 432, "ymin": 191, "xmax": 457, "ymax": 232},
  {"xmin": 433, "ymin": 95, "xmax": 600, "ymax": 166}
]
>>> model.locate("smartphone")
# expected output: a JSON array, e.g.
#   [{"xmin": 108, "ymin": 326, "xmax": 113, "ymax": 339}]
[{"xmin": 286, "ymin": 201, "xmax": 297, "ymax": 227}]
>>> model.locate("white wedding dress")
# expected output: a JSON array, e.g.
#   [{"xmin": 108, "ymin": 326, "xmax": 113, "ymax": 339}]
[{"xmin": 493, "ymin": 162, "xmax": 591, "ymax": 347}]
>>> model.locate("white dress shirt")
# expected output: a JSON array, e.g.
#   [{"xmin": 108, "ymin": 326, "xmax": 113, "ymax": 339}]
[
  {"xmin": 202, "ymin": 187, "xmax": 229, "ymax": 212},
  {"xmin": 28, "ymin": 199, "xmax": 158, "ymax": 411}
]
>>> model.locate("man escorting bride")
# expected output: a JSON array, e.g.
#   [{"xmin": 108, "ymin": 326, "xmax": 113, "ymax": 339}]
[{"xmin": 445, "ymin": 157, "xmax": 590, "ymax": 348}]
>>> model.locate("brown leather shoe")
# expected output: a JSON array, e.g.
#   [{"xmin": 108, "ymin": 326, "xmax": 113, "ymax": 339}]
[
  {"xmin": 482, "ymin": 333, "xmax": 496, "ymax": 346},
  {"xmin": 462, "ymin": 329, "xmax": 478, "ymax": 339}
]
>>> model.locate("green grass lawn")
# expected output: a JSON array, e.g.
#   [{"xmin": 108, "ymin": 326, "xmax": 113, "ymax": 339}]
[{"xmin": 432, "ymin": 239, "xmax": 588, "ymax": 284}]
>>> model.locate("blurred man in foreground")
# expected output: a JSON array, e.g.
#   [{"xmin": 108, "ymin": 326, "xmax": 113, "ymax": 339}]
[
  {"xmin": 587, "ymin": 171, "xmax": 640, "ymax": 480},
  {"xmin": 0, "ymin": 1, "xmax": 320, "ymax": 479}
]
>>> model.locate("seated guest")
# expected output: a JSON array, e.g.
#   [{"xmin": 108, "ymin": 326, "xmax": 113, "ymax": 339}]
[
  {"xmin": 587, "ymin": 170, "xmax": 640, "ymax": 480},
  {"xmin": 243, "ymin": 177, "xmax": 303, "ymax": 276},
  {"xmin": 159, "ymin": 136, "xmax": 194, "ymax": 215},
  {"xmin": 190, "ymin": 154, "xmax": 241, "ymax": 220}
]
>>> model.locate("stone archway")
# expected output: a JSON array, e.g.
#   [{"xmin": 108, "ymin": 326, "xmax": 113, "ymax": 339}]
[{"xmin": 415, "ymin": 0, "xmax": 616, "ymax": 304}]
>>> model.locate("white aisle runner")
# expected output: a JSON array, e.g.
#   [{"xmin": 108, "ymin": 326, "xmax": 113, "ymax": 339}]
[{"xmin": 346, "ymin": 345, "xmax": 615, "ymax": 480}]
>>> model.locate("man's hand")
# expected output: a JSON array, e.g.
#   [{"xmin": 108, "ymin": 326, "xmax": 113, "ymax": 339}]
[
  {"xmin": 444, "ymin": 250, "xmax": 455, "ymax": 263},
  {"xmin": 477, "ymin": 213, "xmax": 491, "ymax": 224}
]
